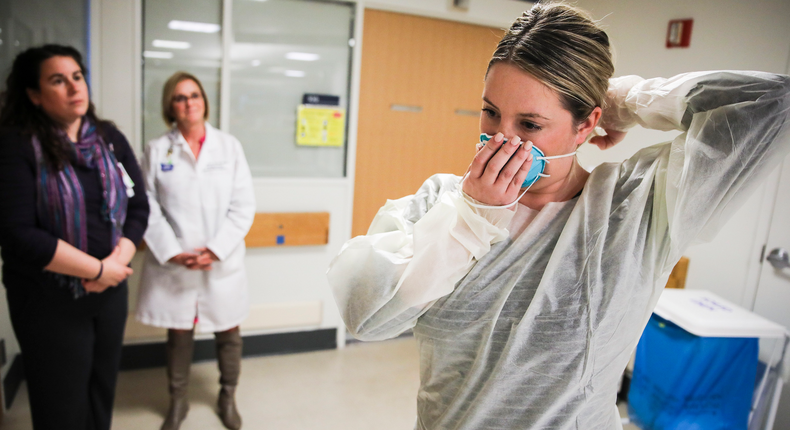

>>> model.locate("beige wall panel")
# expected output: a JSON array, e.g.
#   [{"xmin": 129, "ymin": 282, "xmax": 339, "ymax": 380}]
[
  {"xmin": 353, "ymin": 10, "xmax": 503, "ymax": 236},
  {"xmin": 245, "ymin": 212, "xmax": 330, "ymax": 247}
]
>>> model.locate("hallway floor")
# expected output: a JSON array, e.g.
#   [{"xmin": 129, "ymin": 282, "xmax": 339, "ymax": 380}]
[{"xmin": 2, "ymin": 337, "xmax": 638, "ymax": 429}]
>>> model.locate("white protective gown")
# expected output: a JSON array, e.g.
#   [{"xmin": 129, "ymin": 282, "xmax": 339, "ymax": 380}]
[
  {"xmin": 137, "ymin": 123, "xmax": 256, "ymax": 333},
  {"xmin": 328, "ymin": 71, "xmax": 790, "ymax": 429}
]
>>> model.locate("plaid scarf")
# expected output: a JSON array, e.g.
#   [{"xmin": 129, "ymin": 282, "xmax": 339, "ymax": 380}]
[{"xmin": 31, "ymin": 118, "xmax": 128, "ymax": 298}]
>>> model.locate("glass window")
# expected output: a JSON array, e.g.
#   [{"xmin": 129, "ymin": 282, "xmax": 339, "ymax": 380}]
[
  {"xmin": 0, "ymin": 0, "xmax": 89, "ymax": 84},
  {"xmin": 229, "ymin": 0, "xmax": 354, "ymax": 178},
  {"xmin": 142, "ymin": 0, "xmax": 222, "ymax": 146},
  {"xmin": 142, "ymin": 0, "xmax": 354, "ymax": 178}
]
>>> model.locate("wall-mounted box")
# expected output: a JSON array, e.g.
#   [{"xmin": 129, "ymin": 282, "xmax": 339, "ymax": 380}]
[
  {"xmin": 667, "ymin": 19, "xmax": 693, "ymax": 48},
  {"xmin": 245, "ymin": 212, "xmax": 330, "ymax": 247}
]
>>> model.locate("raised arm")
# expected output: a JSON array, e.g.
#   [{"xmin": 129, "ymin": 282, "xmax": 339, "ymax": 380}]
[{"xmin": 602, "ymin": 71, "xmax": 790, "ymax": 262}]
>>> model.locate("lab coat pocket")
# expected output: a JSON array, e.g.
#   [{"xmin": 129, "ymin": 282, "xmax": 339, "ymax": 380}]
[
  {"xmin": 161, "ymin": 263, "xmax": 201, "ymax": 292},
  {"xmin": 140, "ymin": 253, "xmax": 192, "ymax": 295}
]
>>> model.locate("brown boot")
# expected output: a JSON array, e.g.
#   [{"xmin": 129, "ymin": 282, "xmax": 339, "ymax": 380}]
[
  {"xmin": 161, "ymin": 329, "xmax": 194, "ymax": 430},
  {"xmin": 215, "ymin": 328, "xmax": 243, "ymax": 430}
]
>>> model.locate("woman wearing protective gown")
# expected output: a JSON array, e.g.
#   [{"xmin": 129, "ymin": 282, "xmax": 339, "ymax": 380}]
[{"xmin": 328, "ymin": 3, "xmax": 790, "ymax": 429}]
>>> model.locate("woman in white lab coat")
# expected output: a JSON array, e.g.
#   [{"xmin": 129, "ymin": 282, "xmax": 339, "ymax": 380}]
[{"xmin": 137, "ymin": 71, "xmax": 255, "ymax": 430}]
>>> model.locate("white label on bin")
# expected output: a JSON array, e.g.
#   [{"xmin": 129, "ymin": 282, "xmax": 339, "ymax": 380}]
[
  {"xmin": 691, "ymin": 298, "xmax": 734, "ymax": 313},
  {"xmin": 691, "ymin": 297, "xmax": 732, "ymax": 312}
]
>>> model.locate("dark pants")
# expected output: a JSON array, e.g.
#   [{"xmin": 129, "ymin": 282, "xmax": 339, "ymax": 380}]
[{"xmin": 6, "ymin": 280, "xmax": 128, "ymax": 430}]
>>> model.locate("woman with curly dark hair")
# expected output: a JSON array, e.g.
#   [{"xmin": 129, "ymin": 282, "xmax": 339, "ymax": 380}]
[{"xmin": 0, "ymin": 44, "xmax": 149, "ymax": 430}]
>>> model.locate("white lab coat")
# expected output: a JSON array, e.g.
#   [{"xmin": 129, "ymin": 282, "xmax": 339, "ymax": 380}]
[{"xmin": 137, "ymin": 123, "xmax": 256, "ymax": 333}]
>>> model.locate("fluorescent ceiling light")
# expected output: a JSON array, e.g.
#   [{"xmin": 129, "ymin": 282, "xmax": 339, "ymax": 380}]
[
  {"xmin": 285, "ymin": 52, "xmax": 319, "ymax": 61},
  {"xmin": 168, "ymin": 20, "xmax": 221, "ymax": 33},
  {"xmin": 143, "ymin": 51, "xmax": 174, "ymax": 59},
  {"xmin": 284, "ymin": 70, "xmax": 305, "ymax": 78},
  {"xmin": 153, "ymin": 40, "xmax": 191, "ymax": 49}
]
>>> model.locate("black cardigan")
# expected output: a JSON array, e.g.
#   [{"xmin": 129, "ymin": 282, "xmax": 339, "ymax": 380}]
[{"xmin": 0, "ymin": 125, "xmax": 149, "ymax": 290}]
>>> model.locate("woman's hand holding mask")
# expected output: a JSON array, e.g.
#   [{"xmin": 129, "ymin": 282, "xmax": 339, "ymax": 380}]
[{"xmin": 463, "ymin": 132, "xmax": 534, "ymax": 206}]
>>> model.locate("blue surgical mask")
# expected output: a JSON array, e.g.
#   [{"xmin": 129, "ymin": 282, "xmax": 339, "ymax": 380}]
[{"xmin": 479, "ymin": 134, "xmax": 577, "ymax": 188}]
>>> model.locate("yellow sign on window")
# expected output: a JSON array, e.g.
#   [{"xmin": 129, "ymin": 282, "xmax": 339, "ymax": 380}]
[{"xmin": 296, "ymin": 105, "xmax": 346, "ymax": 147}]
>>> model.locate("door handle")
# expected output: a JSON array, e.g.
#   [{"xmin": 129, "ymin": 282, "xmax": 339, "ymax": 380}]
[
  {"xmin": 766, "ymin": 248, "xmax": 790, "ymax": 270},
  {"xmin": 390, "ymin": 104, "xmax": 422, "ymax": 113}
]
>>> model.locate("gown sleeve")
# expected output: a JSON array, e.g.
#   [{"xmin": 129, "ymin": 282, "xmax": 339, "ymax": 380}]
[
  {"xmin": 327, "ymin": 174, "xmax": 515, "ymax": 341},
  {"xmin": 600, "ymin": 71, "xmax": 790, "ymax": 267}
]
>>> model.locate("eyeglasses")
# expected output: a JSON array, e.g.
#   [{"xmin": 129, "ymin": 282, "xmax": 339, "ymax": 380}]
[{"xmin": 172, "ymin": 92, "xmax": 202, "ymax": 103}]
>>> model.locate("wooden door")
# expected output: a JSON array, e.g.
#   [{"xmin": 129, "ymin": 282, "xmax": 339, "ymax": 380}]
[{"xmin": 353, "ymin": 10, "xmax": 503, "ymax": 236}]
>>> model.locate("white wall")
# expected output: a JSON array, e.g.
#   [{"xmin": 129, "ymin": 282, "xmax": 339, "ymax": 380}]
[
  {"xmin": 364, "ymin": 0, "xmax": 527, "ymax": 27},
  {"xmin": 91, "ymin": 0, "xmax": 141, "ymax": 148},
  {"xmin": 574, "ymin": 0, "xmax": 790, "ymax": 307}
]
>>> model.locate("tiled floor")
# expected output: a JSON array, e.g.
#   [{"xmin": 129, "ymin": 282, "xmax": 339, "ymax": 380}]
[{"xmin": 2, "ymin": 337, "xmax": 639, "ymax": 429}]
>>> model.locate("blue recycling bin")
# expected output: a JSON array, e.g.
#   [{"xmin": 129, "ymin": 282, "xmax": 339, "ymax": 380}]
[
  {"xmin": 627, "ymin": 290, "xmax": 789, "ymax": 430},
  {"xmin": 628, "ymin": 314, "xmax": 758, "ymax": 430}
]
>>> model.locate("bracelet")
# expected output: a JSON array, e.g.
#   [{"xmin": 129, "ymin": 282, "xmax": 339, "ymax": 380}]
[{"xmin": 92, "ymin": 261, "xmax": 104, "ymax": 281}]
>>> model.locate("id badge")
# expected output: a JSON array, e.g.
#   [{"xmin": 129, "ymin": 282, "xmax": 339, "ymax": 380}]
[
  {"xmin": 162, "ymin": 147, "xmax": 175, "ymax": 172},
  {"xmin": 117, "ymin": 162, "xmax": 136, "ymax": 198}
]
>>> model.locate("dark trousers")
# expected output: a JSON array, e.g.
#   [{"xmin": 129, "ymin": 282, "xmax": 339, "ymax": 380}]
[{"xmin": 6, "ymin": 280, "xmax": 128, "ymax": 430}]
